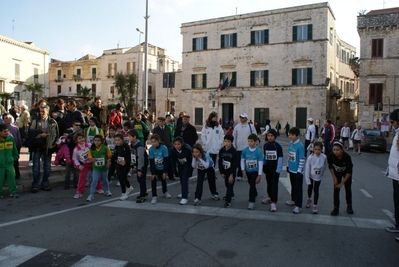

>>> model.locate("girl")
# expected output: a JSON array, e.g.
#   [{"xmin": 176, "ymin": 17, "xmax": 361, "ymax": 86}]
[
  {"xmin": 327, "ymin": 141, "xmax": 353, "ymax": 216},
  {"xmin": 191, "ymin": 143, "xmax": 219, "ymax": 205},
  {"xmin": 106, "ymin": 125, "xmax": 117, "ymax": 182},
  {"xmin": 201, "ymin": 112, "xmax": 224, "ymax": 163},
  {"xmin": 86, "ymin": 135, "xmax": 112, "ymax": 202},
  {"xmin": 304, "ymin": 141, "xmax": 327, "ymax": 214},
  {"xmin": 148, "ymin": 134, "xmax": 171, "ymax": 204},
  {"xmin": 72, "ymin": 133, "xmax": 92, "ymax": 199},
  {"xmin": 171, "ymin": 137, "xmax": 192, "ymax": 205},
  {"xmin": 84, "ymin": 117, "xmax": 104, "ymax": 146},
  {"xmin": 112, "ymin": 133, "xmax": 134, "ymax": 200}
]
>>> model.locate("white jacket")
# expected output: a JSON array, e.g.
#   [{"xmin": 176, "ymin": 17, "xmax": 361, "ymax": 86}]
[
  {"xmin": 388, "ymin": 128, "xmax": 399, "ymax": 181},
  {"xmin": 233, "ymin": 122, "xmax": 256, "ymax": 151},
  {"xmin": 201, "ymin": 124, "xmax": 224, "ymax": 155},
  {"xmin": 305, "ymin": 124, "xmax": 316, "ymax": 141},
  {"xmin": 304, "ymin": 153, "xmax": 327, "ymax": 184}
]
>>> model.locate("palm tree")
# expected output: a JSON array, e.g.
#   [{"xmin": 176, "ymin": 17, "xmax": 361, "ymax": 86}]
[
  {"xmin": 76, "ymin": 86, "xmax": 92, "ymax": 98},
  {"xmin": 114, "ymin": 72, "xmax": 137, "ymax": 118},
  {"xmin": 23, "ymin": 83, "xmax": 44, "ymax": 108},
  {"xmin": 0, "ymin": 92, "xmax": 14, "ymax": 111}
]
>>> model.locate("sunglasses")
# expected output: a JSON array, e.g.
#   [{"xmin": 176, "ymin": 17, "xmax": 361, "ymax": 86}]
[{"xmin": 74, "ymin": 124, "xmax": 80, "ymax": 126}]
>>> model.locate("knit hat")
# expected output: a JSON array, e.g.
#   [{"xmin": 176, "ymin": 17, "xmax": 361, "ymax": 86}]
[
  {"xmin": 267, "ymin": 129, "xmax": 278, "ymax": 139},
  {"xmin": 390, "ymin": 109, "xmax": 399, "ymax": 121}
]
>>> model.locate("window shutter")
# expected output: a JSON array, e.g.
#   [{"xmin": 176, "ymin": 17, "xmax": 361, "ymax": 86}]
[
  {"xmin": 231, "ymin": 72, "xmax": 237, "ymax": 87},
  {"xmin": 264, "ymin": 30, "xmax": 269, "ymax": 44},
  {"xmin": 192, "ymin": 38, "xmax": 196, "ymax": 51},
  {"xmin": 203, "ymin": 37, "xmax": 208, "ymax": 50},
  {"xmin": 264, "ymin": 70, "xmax": 269, "ymax": 86},
  {"xmin": 307, "ymin": 68, "xmax": 313, "ymax": 85},
  {"xmin": 191, "ymin": 74, "xmax": 196, "ymax": 89},
  {"xmin": 307, "ymin": 24, "xmax": 313, "ymax": 40},
  {"xmin": 202, "ymin": 74, "xmax": 207, "ymax": 88},
  {"xmin": 220, "ymin": 73, "xmax": 223, "ymax": 83},
  {"xmin": 250, "ymin": 31, "xmax": 255, "ymax": 45},
  {"xmin": 233, "ymin": 33, "xmax": 237, "ymax": 47},
  {"xmin": 293, "ymin": 26, "xmax": 297, "ymax": 41},
  {"xmin": 292, "ymin": 69, "xmax": 297, "ymax": 85},
  {"xmin": 250, "ymin": 71, "xmax": 255, "ymax": 86},
  {"xmin": 221, "ymin": 35, "xmax": 225, "ymax": 48}
]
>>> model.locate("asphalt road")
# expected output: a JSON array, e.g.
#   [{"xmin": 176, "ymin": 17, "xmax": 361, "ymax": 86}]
[{"xmin": 0, "ymin": 135, "xmax": 398, "ymax": 267}]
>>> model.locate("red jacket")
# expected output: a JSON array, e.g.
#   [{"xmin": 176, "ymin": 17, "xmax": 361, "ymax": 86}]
[{"xmin": 109, "ymin": 110, "xmax": 122, "ymax": 126}]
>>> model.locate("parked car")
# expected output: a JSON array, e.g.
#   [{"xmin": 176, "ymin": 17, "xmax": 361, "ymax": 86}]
[{"xmin": 361, "ymin": 129, "xmax": 387, "ymax": 152}]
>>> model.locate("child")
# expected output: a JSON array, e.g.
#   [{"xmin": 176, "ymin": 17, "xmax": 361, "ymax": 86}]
[
  {"xmin": 328, "ymin": 141, "xmax": 354, "ymax": 216},
  {"xmin": 262, "ymin": 129, "xmax": 283, "ymax": 212},
  {"xmin": 0, "ymin": 124, "xmax": 19, "ymax": 198},
  {"xmin": 171, "ymin": 137, "xmax": 192, "ymax": 205},
  {"xmin": 192, "ymin": 143, "xmax": 220, "ymax": 205},
  {"xmin": 112, "ymin": 133, "xmax": 134, "ymax": 200},
  {"xmin": 54, "ymin": 129, "xmax": 72, "ymax": 166},
  {"xmin": 285, "ymin": 127, "xmax": 305, "ymax": 214},
  {"xmin": 226, "ymin": 126, "xmax": 233, "ymax": 136},
  {"xmin": 106, "ymin": 125, "xmax": 117, "ymax": 182},
  {"xmin": 148, "ymin": 134, "xmax": 171, "ymax": 204},
  {"xmin": 84, "ymin": 117, "xmax": 104, "ymax": 146},
  {"xmin": 351, "ymin": 125, "xmax": 363, "ymax": 155},
  {"xmin": 218, "ymin": 134, "xmax": 238, "ymax": 208},
  {"xmin": 304, "ymin": 141, "xmax": 327, "ymax": 214},
  {"xmin": 128, "ymin": 129, "xmax": 149, "ymax": 203},
  {"xmin": 72, "ymin": 133, "xmax": 92, "ymax": 199},
  {"xmin": 86, "ymin": 135, "xmax": 112, "ymax": 201},
  {"xmin": 241, "ymin": 133, "xmax": 263, "ymax": 210},
  {"xmin": 122, "ymin": 121, "xmax": 131, "ymax": 143}
]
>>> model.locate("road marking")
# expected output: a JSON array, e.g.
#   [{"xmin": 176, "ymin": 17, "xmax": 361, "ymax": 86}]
[
  {"xmin": 0, "ymin": 244, "xmax": 46, "ymax": 266},
  {"xmin": 359, "ymin": 189, "xmax": 373, "ymax": 198},
  {"xmin": 102, "ymin": 201, "xmax": 393, "ymax": 230},
  {"xmin": 382, "ymin": 209, "xmax": 395, "ymax": 222},
  {"xmin": 71, "ymin": 255, "xmax": 128, "ymax": 267},
  {"xmin": 279, "ymin": 177, "xmax": 291, "ymax": 194}
]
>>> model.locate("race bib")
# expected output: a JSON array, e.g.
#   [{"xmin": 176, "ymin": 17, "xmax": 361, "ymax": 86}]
[
  {"xmin": 131, "ymin": 153, "xmax": 136, "ymax": 164},
  {"xmin": 311, "ymin": 167, "xmax": 322, "ymax": 175},
  {"xmin": 197, "ymin": 162, "xmax": 205, "ymax": 170},
  {"xmin": 95, "ymin": 158, "xmax": 105, "ymax": 167},
  {"xmin": 124, "ymin": 137, "xmax": 130, "ymax": 144},
  {"xmin": 178, "ymin": 157, "xmax": 187, "ymax": 164},
  {"xmin": 155, "ymin": 158, "xmax": 163, "ymax": 167},
  {"xmin": 117, "ymin": 156, "xmax": 125, "ymax": 164},
  {"xmin": 87, "ymin": 136, "xmax": 94, "ymax": 144},
  {"xmin": 265, "ymin": 150, "xmax": 277, "ymax": 161},
  {"xmin": 333, "ymin": 164, "xmax": 346, "ymax": 172},
  {"xmin": 246, "ymin": 160, "xmax": 257, "ymax": 169},
  {"xmin": 79, "ymin": 151, "xmax": 89, "ymax": 162},
  {"xmin": 222, "ymin": 160, "xmax": 231, "ymax": 169},
  {"xmin": 288, "ymin": 151, "xmax": 296, "ymax": 162},
  {"xmin": 108, "ymin": 145, "xmax": 115, "ymax": 154}
]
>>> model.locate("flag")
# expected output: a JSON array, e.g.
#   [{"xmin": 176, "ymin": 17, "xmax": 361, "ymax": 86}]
[
  {"xmin": 218, "ymin": 79, "xmax": 223, "ymax": 89},
  {"xmin": 220, "ymin": 77, "xmax": 229, "ymax": 90}
]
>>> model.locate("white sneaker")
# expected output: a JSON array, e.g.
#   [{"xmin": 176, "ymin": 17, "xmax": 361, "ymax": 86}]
[
  {"xmin": 312, "ymin": 205, "xmax": 318, "ymax": 214},
  {"xmin": 96, "ymin": 189, "xmax": 104, "ymax": 194},
  {"xmin": 28, "ymin": 160, "xmax": 33, "ymax": 166},
  {"xmin": 164, "ymin": 192, "xmax": 171, "ymax": 199},
  {"xmin": 193, "ymin": 198, "xmax": 201, "ymax": 205},
  {"xmin": 180, "ymin": 198, "xmax": 188, "ymax": 205},
  {"xmin": 86, "ymin": 195, "xmax": 94, "ymax": 202},
  {"xmin": 178, "ymin": 193, "xmax": 190, "ymax": 198},
  {"xmin": 293, "ymin": 206, "xmax": 302, "ymax": 214},
  {"xmin": 212, "ymin": 194, "xmax": 220, "ymax": 200},
  {"xmin": 73, "ymin": 192, "xmax": 83, "ymax": 199},
  {"xmin": 116, "ymin": 181, "xmax": 120, "ymax": 186},
  {"xmin": 106, "ymin": 191, "xmax": 112, "ymax": 196},
  {"xmin": 285, "ymin": 200, "xmax": 295, "ymax": 206},
  {"xmin": 261, "ymin": 198, "xmax": 271, "ymax": 204},
  {"xmin": 127, "ymin": 172, "xmax": 131, "ymax": 177},
  {"xmin": 270, "ymin": 203, "xmax": 277, "ymax": 212},
  {"xmin": 306, "ymin": 198, "xmax": 312, "ymax": 208},
  {"xmin": 119, "ymin": 193, "xmax": 128, "ymax": 201},
  {"xmin": 126, "ymin": 186, "xmax": 134, "ymax": 195},
  {"xmin": 236, "ymin": 176, "xmax": 243, "ymax": 181},
  {"xmin": 151, "ymin": 196, "xmax": 157, "ymax": 204},
  {"xmin": 248, "ymin": 202, "xmax": 255, "ymax": 210}
]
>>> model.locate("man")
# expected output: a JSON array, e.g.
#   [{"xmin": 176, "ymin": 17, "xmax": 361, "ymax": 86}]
[
  {"xmin": 65, "ymin": 100, "xmax": 84, "ymax": 129},
  {"xmin": 152, "ymin": 116, "xmax": 174, "ymax": 180},
  {"xmin": 91, "ymin": 97, "xmax": 109, "ymax": 134},
  {"xmin": 165, "ymin": 114, "xmax": 175, "ymax": 142},
  {"xmin": 109, "ymin": 103, "xmax": 123, "ymax": 126},
  {"xmin": 323, "ymin": 119, "xmax": 335, "ymax": 155},
  {"xmin": 175, "ymin": 114, "xmax": 198, "ymax": 148},
  {"xmin": 233, "ymin": 113, "xmax": 256, "ymax": 181},
  {"xmin": 3, "ymin": 113, "xmax": 22, "ymax": 180},
  {"xmin": 18, "ymin": 104, "xmax": 30, "ymax": 142},
  {"xmin": 340, "ymin": 122, "xmax": 351, "ymax": 150},
  {"xmin": 275, "ymin": 121, "xmax": 281, "ymax": 136},
  {"xmin": 50, "ymin": 98, "xmax": 67, "ymax": 135},
  {"xmin": 27, "ymin": 104, "xmax": 59, "ymax": 192},
  {"xmin": 304, "ymin": 118, "xmax": 316, "ymax": 157}
]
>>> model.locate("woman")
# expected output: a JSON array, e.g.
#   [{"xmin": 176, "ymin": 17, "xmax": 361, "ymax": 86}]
[{"xmin": 200, "ymin": 112, "xmax": 224, "ymax": 163}]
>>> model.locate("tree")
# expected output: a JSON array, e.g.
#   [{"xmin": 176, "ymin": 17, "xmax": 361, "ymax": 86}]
[
  {"xmin": 23, "ymin": 83, "xmax": 44, "ymax": 108},
  {"xmin": 76, "ymin": 86, "xmax": 92, "ymax": 98},
  {"xmin": 0, "ymin": 92, "xmax": 14, "ymax": 111},
  {"xmin": 349, "ymin": 57, "xmax": 360, "ymax": 77},
  {"xmin": 114, "ymin": 72, "xmax": 137, "ymax": 118}
]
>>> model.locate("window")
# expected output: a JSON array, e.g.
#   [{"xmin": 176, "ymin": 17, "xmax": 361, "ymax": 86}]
[
  {"xmin": 220, "ymin": 72, "xmax": 236, "ymax": 87},
  {"xmin": 126, "ymin": 62, "xmax": 135, "ymax": 74},
  {"xmin": 250, "ymin": 70, "xmax": 269, "ymax": 86},
  {"xmin": 292, "ymin": 68, "xmax": 312, "ymax": 85},
  {"xmin": 329, "ymin": 31, "xmax": 333, "ymax": 45},
  {"xmin": 109, "ymin": 86, "xmax": 115, "ymax": 99},
  {"xmin": 194, "ymin": 107, "xmax": 203, "ymax": 125},
  {"xmin": 251, "ymin": 30, "xmax": 269, "ymax": 45},
  {"xmin": 221, "ymin": 33, "xmax": 237, "ymax": 48},
  {"xmin": 341, "ymin": 50, "xmax": 347, "ymax": 62},
  {"xmin": 34, "ymin": 68, "xmax": 39, "ymax": 83},
  {"xmin": 75, "ymin": 69, "xmax": 81, "ymax": 80},
  {"xmin": 371, "ymin": 39, "xmax": 383, "ymax": 58},
  {"xmin": 15, "ymin": 63, "xmax": 20, "ymax": 80},
  {"xmin": 57, "ymin": 85, "xmax": 61, "ymax": 94},
  {"xmin": 191, "ymin": 74, "xmax": 207, "ymax": 89},
  {"xmin": 76, "ymin": 84, "xmax": 81, "ymax": 91},
  {"xmin": 148, "ymin": 85, "xmax": 152, "ymax": 95},
  {"xmin": 369, "ymin": 83, "xmax": 383, "ymax": 104},
  {"xmin": 296, "ymin": 108, "xmax": 307, "ymax": 129},
  {"xmin": 57, "ymin": 69, "xmax": 62, "ymax": 81},
  {"xmin": 293, "ymin": 25, "xmax": 312, "ymax": 41},
  {"xmin": 108, "ymin": 63, "xmax": 117, "ymax": 76},
  {"xmin": 92, "ymin": 84, "xmax": 96, "ymax": 96},
  {"xmin": 254, "ymin": 108, "xmax": 269, "ymax": 127},
  {"xmin": 192, "ymin": 37, "xmax": 208, "ymax": 51},
  {"xmin": 92, "ymin": 68, "xmax": 97, "ymax": 79}
]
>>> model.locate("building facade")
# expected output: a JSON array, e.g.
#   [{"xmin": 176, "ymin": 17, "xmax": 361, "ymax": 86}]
[
  {"xmin": 178, "ymin": 2, "xmax": 356, "ymax": 130},
  {"xmin": 357, "ymin": 7, "xmax": 399, "ymax": 130}
]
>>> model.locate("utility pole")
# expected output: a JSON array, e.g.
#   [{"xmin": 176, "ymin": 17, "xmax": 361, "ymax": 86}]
[
  {"xmin": 136, "ymin": 28, "xmax": 143, "ymax": 113},
  {"xmin": 143, "ymin": 0, "xmax": 149, "ymax": 111}
]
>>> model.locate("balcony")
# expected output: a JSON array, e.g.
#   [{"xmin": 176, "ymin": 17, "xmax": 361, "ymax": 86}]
[
  {"xmin": 90, "ymin": 74, "xmax": 97, "ymax": 81},
  {"xmin": 73, "ymin": 75, "xmax": 83, "ymax": 81},
  {"xmin": 108, "ymin": 93, "xmax": 115, "ymax": 100}
]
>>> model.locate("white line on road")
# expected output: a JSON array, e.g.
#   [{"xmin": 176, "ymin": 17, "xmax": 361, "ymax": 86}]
[
  {"xmin": 382, "ymin": 209, "xmax": 395, "ymax": 222},
  {"xmin": 359, "ymin": 189, "xmax": 373, "ymax": 198},
  {"xmin": 0, "ymin": 244, "xmax": 46, "ymax": 267}
]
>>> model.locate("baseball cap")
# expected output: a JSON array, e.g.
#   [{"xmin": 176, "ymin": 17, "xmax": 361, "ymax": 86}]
[
  {"xmin": 308, "ymin": 118, "xmax": 313, "ymax": 122},
  {"xmin": 239, "ymin": 113, "xmax": 248, "ymax": 118}
]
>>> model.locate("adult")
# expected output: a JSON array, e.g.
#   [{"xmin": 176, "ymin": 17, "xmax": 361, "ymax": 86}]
[
  {"xmin": 233, "ymin": 113, "xmax": 256, "ymax": 180},
  {"xmin": 18, "ymin": 104, "xmax": 30, "ymax": 142},
  {"xmin": 9, "ymin": 105, "xmax": 18, "ymax": 122},
  {"xmin": 50, "ymin": 98, "xmax": 67, "ymax": 136},
  {"xmin": 91, "ymin": 97, "xmax": 109, "ymax": 134},
  {"xmin": 304, "ymin": 118, "xmax": 316, "ymax": 157},
  {"xmin": 109, "ymin": 103, "xmax": 124, "ymax": 126},
  {"xmin": 3, "ymin": 113, "xmax": 22, "ymax": 180},
  {"xmin": 141, "ymin": 110, "xmax": 151, "ymax": 142},
  {"xmin": 275, "ymin": 121, "xmax": 281, "ymax": 136},
  {"xmin": 165, "ymin": 114, "xmax": 175, "ymax": 142},
  {"xmin": 201, "ymin": 112, "xmax": 224, "ymax": 163},
  {"xmin": 175, "ymin": 114, "xmax": 198, "ymax": 148},
  {"xmin": 386, "ymin": 109, "xmax": 399, "ymax": 241},
  {"xmin": 176, "ymin": 111, "xmax": 186, "ymax": 132},
  {"xmin": 81, "ymin": 105, "xmax": 93, "ymax": 128},
  {"xmin": 27, "ymin": 99, "xmax": 47, "ymax": 166},
  {"xmin": 254, "ymin": 121, "xmax": 261, "ymax": 135},
  {"xmin": 340, "ymin": 122, "xmax": 351, "ymax": 150},
  {"xmin": 351, "ymin": 125, "xmax": 363, "ymax": 155},
  {"xmin": 284, "ymin": 122, "xmax": 290, "ymax": 137},
  {"xmin": 27, "ymin": 104, "xmax": 59, "ymax": 192},
  {"xmin": 65, "ymin": 100, "xmax": 84, "ymax": 129},
  {"xmin": 323, "ymin": 119, "xmax": 335, "ymax": 155}
]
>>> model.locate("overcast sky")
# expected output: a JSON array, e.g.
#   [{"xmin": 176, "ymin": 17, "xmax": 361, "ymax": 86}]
[{"xmin": 1, "ymin": 0, "xmax": 398, "ymax": 63}]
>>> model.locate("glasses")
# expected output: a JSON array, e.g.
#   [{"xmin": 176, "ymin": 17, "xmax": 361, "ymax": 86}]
[{"xmin": 74, "ymin": 124, "xmax": 80, "ymax": 126}]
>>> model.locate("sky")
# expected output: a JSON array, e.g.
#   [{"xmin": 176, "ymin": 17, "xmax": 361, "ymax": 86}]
[{"xmin": 1, "ymin": 0, "xmax": 398, "ymax": 63}]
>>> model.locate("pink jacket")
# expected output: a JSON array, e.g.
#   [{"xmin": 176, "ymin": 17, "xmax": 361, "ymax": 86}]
[
  {"xmin": 54, "ymin": 144, "xmax": 71, "ymax": 165},
  {"xmin": 72, "ymin": 142, "xmax": 91, "ymax": 168}
]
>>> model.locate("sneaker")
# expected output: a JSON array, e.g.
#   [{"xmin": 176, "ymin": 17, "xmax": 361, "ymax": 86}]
[
  {"xmin": 178, "ymin": 192, "xmax": 190, "ymax": 198},
  {"xmin": 224, "ymin": 202, "xmax": 232, "ymax": 208},
  {"xmin": 28, "ymin": 160, "xmax": 33, "ymax": 166},
  {"xmin": 261, "ymin": 198, "xmax": 271, "ymax": 204},
  {"xmin": 396, "ymin": 236, "xmax": 399, "ymax": 242},
  {"xmin": 151, "ymin": 196, "xmax": 157, "ymax": 204},
  {"xmin": 193, "ymin": 198, "xmax": 201, "ymax": 206},
  {"xmin": 306, "ymin": 198, "xmax": 312, "ymax": 208},
  {"xmin": 270, "ymin": 203, "xmax": 277, "ymax": 212},
  {"xmin": 127, "ymin": 172, "xmax": 131, "ymax": 177},
  {"xmin": 106, "ymin": 191, "xmax": 112, "ymax": 196},
  {"xmin": 248, "ymin": 202, "xmax": 255, "ymax": 210},
  {"xmin": 86, "ymin": 195, "xmax": 94, "ymax": 202},
  {"xmin": 10, "ymin": 193, "xmax": 19, "ymax": 199},
  {"xmin": 116, "ymin": 181, "xmax": 120, "ymax": 186},
  {"xmin": 95, "ymin": 189, "xmax": 104, "ymax": 194},
  {"xmin": 41, "ymin": 186, "xmax": 52, "ymax": 191},
  {"xmin": 236, "ymin": 176, "xmax": 243, "ymax": 181},
  {"xmin": 136, "ymin": 196, "xmax": 146, "ymax": 203},
  {"xmin": 312, "ymin": 205, "xmax": 318, "ymax": 214},
  {"xmin": 85, "ymin": 181, "xmax": 90, "ymax": 187},
  {"xmin": 120, "ymin": 193, "xmax": 128, "ymax": 201},
  {"xmin": 126, "ymin": 186, "xmax": 134, "ymax": 195},
  {"xmin": 164, "ymin": 192, "xmax": 171, "ymax": 199},
  {"xmin": 347, "ymin": 205, "xmax": 354, "ymax": 214},
  {"xmin": 212, "ymin": 194, "xmax": 220, "ymax": 201},
  {"xmin": 330, "ymin": 207, "xmax": 339, "ymax": 216},
  {"xmin": 285, "ymin": 200, "xmax": 295, "ymax": 206},
  {"xmin": 180, "ymin": 198, "xmax": 188, "ymax": 205},
  {"xmin": 292, "ymin": 206, "xmax": 302, "ymax": 214},
  {"xmin": 385, "ymin": 226, "xmax": 399, "ymax": 233},
  {"xmin": 31, "ymin": 187, "xmax": 38, "ymax": 193},
  {"xmin": 223, "ymin": 195, "xmax": 235, "ymax": 200},
  {"xmin": 358, "ymin": 152, "xmax": 361, "ymax": 155},
  {"xmin": 73, "ymin": 192, "xmax": 83, "ymax": 199}
]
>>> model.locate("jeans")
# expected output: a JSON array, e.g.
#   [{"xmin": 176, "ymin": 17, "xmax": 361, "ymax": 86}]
[
  {"xmin": 263, "ymin": 167, "xmax": 280, "ymax": 203},
  {"xmin": 223, "ymin": 173, "xmax": 235, "ymax": 203},
  {"xmin": 392, "ymin": 180, "xmax": 399, "ymax": 228},
  {"xmin": 32, "ymin": 149, "xmax": 52, "ymax": 188},
  {"xmin": 178, "ymin": 164, "xmax": 191, "ymax": 199},
  {"xmin": 333, "ymin": 172, "xmax": 352, "ymax": 208},
  {"xmin": 64, "ymin": 163, "xmax": 79, "ymax": 187},
  {"xmin": 151, "ymin": 170, "xmax": 168, "ymax": 197},
  {"xmin": 290, "ymin": 172, "xmax": 303, "ymax": 208},
  {"xmin": 195, "ymin": 167, "xmax": 218, "ymax": 200},
  {"xmin": 90, "ymin": 170, "xmax": 110, "ymax": 196}
]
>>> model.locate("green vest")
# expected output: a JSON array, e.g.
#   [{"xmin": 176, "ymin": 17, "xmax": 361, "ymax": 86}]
[{"xmin": 90, "ymin": 145, "xmax": 109, "ymax": 171}]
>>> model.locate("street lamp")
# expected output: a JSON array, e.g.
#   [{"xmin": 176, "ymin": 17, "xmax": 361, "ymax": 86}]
[
  {"xmin": 143, "ymin": 0, "xmax": 149, "ymax": 111},
  {"xmin": 136, "ymin": 28, "xmax": 143, "ymax": 113}
]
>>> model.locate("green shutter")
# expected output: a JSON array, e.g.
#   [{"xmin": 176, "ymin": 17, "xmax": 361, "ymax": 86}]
[
  {"xmin": 264, "ymin": 30, "xmax": 269, "ymax": 44},
  {"xmin": 233, "ymin": 33, "xmax": 237, "ymax": 47},
  {"xmin": 203, "ymin": 37, "xmax": 207, "ymax": 50},
  {"xmin": 250, "ymin": 71, "xmax": 255, "ymax": 86},
  {"xmin": 202, "ymin": 73, "xmax": 207, "ymax": 88},
  {"xmin": 221, "ymin": 35, "xmax": 225, "ymax": 48},
  {"xmin": 231, "ymin": 72, "xmax": 236, "ymax": 87},
  {"xmin": 191, "ymin": 74, "xmax": 196, "ymax": 88},
  {"xmin": 293, "ymin": 26, "xmax": 297, "ymax": 41},
  {"xmin": 292, "ymin": 69, "xmax": 297, "ymax": 85},
  {"xmin": 264, "ymin": 70, "xmax": 269, "ymax": 86},
  {"xmin": 251, "ymin": 31, "xmax": 255, "ymax": 45},
  {"xmin": 307, "ymin": 24, "xmax": 313, "ymax": 40},
  {"xmin": 192, "ymin": 38, "xmax": 196, "ymax": 51},
  {"xmin": 307, "ymin": 68, "xmax": 312, "ymax": 85}
]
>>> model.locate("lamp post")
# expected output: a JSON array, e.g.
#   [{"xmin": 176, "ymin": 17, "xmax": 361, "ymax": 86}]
[
  {"xmin": 143, "ymin": 0, "xmax": 149, "ymax": 111},
  {"xmin": 136, "ymin": 28, "xmax": 143, "ymax": 113}
]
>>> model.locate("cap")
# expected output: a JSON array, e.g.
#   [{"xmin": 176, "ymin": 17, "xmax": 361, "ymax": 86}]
[
  {"xmin": 267, "ymin": 129, "xmax": 278, "ymax": 138},
  {"xmin": 240, "ymin": 113, "xmax": 248, "ymax": 118},
  {"xmin": 390, "ymin": 109, "xmax": 399, "ymax": 121},
  {"xmin": 307, "ymin": 118, "xmax": 313, "ymax": 122},
  {"xmin": 182, "ymin": 114, "xmax": 190, "ymax": 118},
  {"xmin": 157, "ymin": 116, "xmax": 166, "ymax": 121}
]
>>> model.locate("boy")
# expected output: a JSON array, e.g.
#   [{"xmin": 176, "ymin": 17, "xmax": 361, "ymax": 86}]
[
  {"xmin": 0, "ymin": 124, "xmax": 19, "ymax": 198},
  {"xmin": 285, "ymin": 127, "xmax": 305, "ymax": 214},
  {"xmin": 128, "ymin": 129, "xmax": 149, "ymax": 203},
  {"xmin": 241, "ymin": 133, "xmax": 263, "ymax": 210},
  {"xmin": 218, "ymin": 134, "xmax": 238, "ymax": 208}
]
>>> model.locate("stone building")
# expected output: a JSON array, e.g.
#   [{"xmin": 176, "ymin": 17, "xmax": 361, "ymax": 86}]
[
  {"xmin": 357, "ymin": 7, "xmax": 399, "ymax": 130},
  {"xmin": 177, "ymin": 2, "xmax": 356, "ymax": 130},
  {"xmin": 0, "ymin": 34, "xmax": 49, "ymax": 109}
]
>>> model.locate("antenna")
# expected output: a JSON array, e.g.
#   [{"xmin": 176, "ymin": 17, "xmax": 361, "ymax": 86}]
[
  {"xmin": 12, "ymin": 20, "xmax": 14, "ymax": 38},
  {"xmin": 236, "ymin": 7, "xmax": 237, "ymax": 15}
]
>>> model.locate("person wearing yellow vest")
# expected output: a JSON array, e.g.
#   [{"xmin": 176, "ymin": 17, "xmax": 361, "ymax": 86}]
[
  {"xmin": 84, "ymin": 117, "xmax": 104, "ymax": 146},
  {"xmin": 0, "ymin": 124, "xmax": 19, "ymax": 198}
]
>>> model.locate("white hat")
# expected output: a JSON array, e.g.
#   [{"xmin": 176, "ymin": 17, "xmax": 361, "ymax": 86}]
[
  {"xmin": 240, "ymin": 113, "xmax": 248, "ymax": 118},
  {"xmin": 308, "ymin": 118, "xmax": 313, "ymax": 122},
  {"xmin": 21, "ymin": 104, "xmax": 28, "ymax": 110}
]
